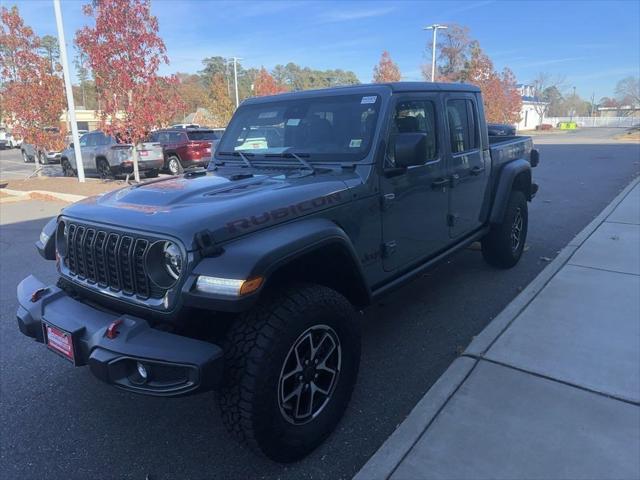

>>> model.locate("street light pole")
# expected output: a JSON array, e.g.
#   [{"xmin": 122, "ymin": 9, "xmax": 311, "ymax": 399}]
[
  {"xmin": 53, "ymin": 0, "xmax": 85, "ymax": 182},
  {"xmin": 231, "ymin": 57, "xmax": 242, "ymax": 108},
  {"xmin": 424, "ymin": 24, "xmax": 447, "ymax": 82}
]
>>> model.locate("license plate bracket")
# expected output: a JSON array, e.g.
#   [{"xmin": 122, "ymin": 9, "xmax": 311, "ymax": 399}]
[{"xmin": 42, "ymin": 322, "xmax": 76, "ymax": 364}]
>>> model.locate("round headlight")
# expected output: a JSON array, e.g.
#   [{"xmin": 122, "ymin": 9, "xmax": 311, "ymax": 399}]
[
  {"xmin": 146, "ymin": 240, "xmax": 183, "ymax": 288},
  {"xmin": 163, "ymin": 242, "xmax": 182, "ymax": 279},
  {"xmin": 56, "ymin": 220, "xmax": 68, "ymax": 257}
]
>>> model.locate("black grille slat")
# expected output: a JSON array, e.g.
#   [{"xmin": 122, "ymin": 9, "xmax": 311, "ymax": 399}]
[
  {"xmin": 94, "ymin": 231, "xmax": 108, "ymax": 286},
  {"xmin": 119, "ymin": 236, "xmax": 135, "ymax": 295},
  {"xmin": 106, "ymin": 233, "xmax": 121, "ymax": 291},
  {"xmin": 84, "ymin": 229, "xmax": 96, "ymax": 282},
  {"xmin": 64, "ymin": 222, "xmax": 168, "ymax": 302},
  {"xmin": 133, "ymin": 239, "xmax": 150, "ymax": 298},
  {"xmin": 74, "ymin": 226, "xmax": 86, "ymax": 278}
]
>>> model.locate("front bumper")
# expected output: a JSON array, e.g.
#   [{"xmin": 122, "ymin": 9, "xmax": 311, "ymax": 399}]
[{"xmin": 16, "ymin": 275, "xmax": 224, "ymax": 396}]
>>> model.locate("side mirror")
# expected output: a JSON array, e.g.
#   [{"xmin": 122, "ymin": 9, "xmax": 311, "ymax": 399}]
[{"xmin": 394, "ymin": 132, "xmax": 427, "ymax": 168}]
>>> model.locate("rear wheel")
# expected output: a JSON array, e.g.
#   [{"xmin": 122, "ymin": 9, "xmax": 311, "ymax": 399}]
[
  {"xmin": 482, "ymin": 190, "xmax": 528, "ymax": 268},
  {"xmin": 38, "ymin": 151, "xmax": 47, "ymax": 165},
  {"xmin": 97, "ymin": 158, "xmax": 113, "ymax": 180},
  {"xmin": 167, "ymin": 155, "xmax": 183, "ymax": 175},
  {"xmin": 61, "ymin": 159, "xmax": 75, "ymax": 177},
  {"xmin": 145, "ymin": 169, "xmax": 159, "ymax": 178},
  {"xmin": 220, "ymin": 283, "xmax": 360, "ymax": 462}
]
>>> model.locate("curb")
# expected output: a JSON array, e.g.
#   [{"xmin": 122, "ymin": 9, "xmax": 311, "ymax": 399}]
[
  {"xmin": 465, "ymin": 174, "xmax": 639, "ymax": 357},
  {"xmin": 353, "ymin": 175, "xmax": 640, "ymax": 480},
  {"xmin": 1, "ymin": 188, "xmax": 87, "ymax": 203}
]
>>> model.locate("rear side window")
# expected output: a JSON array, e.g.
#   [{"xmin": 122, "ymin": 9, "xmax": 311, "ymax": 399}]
[
  {"xmin": 171, "ymin": 132, "xmax": 186, "ymax": 143},
  {"xmin": 446, "ymin": 99, "xmax": 480, "ymax": 153}
]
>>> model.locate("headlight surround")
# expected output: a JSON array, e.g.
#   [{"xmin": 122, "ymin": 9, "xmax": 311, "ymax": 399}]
[
  {"xmin": 163, "ymin": 242, "xmax": 182, "ymax": 280},
  {"xmin": 146, "ymin": 240, "xmax": 184, "ymax": 288}
]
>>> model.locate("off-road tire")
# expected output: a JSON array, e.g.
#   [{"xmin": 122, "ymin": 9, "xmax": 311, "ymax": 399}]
[
  {"xmin": 482, "ymin": 190, "xmax": 528, "ymax": 268},
  {"xmin": 61, "ymin": 159, "xmax": 75, "ymax": 177},
  {"xmin": 167, "ymin": 155, "xmax": 183, "ymax": 175},
  {"xmin": 219, "ymin": 283, "xmax": 360, "ymax": 462}
]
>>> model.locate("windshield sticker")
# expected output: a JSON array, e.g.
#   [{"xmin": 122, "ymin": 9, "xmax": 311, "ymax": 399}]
[
  {"xmin": 361, "ymin": 96, "xmax": 377, "ymax": 104},
  {"xmin": 286, "ymin": 118, "xmax": 301, "ymax": 126},
  {"xmin": 349, "ymin": 139, "xmax": 363, "ymax": 148},
  {"xmin": 258, "ymin": 111, "xmax": 278, "ymax": 119}
]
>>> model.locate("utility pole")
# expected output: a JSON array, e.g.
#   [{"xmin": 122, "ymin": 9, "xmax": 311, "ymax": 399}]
[
  {"xmin": 231, "ymin": 57, "xmax": 242, "ymax": 108},
  {"xmin": 53, "ymin": 0, "xmax": 85, "ymax": 182},
  {"xmin": 423, "ymin": 24, "xmax": 447, "ymax": 82}
]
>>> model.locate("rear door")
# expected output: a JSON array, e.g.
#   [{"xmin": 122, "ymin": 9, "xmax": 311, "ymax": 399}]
[
  {"xmin": 445, "ymin": 95, "xmax": 490, "ymax": 237},
  {"xmin": 380, "ymin": 94, "xmax": 451, "ymax": 272}
]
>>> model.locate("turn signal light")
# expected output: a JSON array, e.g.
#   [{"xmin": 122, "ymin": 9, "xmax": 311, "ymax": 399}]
[{"xmin": 239, "ymin": 277, "xmax": 264, "ymax": 296}]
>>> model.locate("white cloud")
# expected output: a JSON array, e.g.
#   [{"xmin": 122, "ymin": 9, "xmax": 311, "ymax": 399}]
[{"xmin": 319, "ymin": 6, "xmax": 395, "ymax": 23}]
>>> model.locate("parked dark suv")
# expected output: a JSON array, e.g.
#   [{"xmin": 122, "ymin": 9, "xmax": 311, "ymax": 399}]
[{"xmin": 150, "ymin": 128, "xmax": 222, "ymax": 175}]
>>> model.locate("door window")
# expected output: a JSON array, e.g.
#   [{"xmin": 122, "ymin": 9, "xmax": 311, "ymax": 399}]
[
  {"xmin": 386, "ymin": 100, "xmax": 437, "ymax": 168},
  {"xmin": 85, "ymin": 133, "xmax": 98, "ymax": 147},
  {"xmin": 446, "ymin": 99, "xmax": 480, "ymax": 153}
]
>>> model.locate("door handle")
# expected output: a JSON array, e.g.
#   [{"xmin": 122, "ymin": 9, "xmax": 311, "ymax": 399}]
[
  {"xmin": 431, "ymin": 178, "xmax": 449, "ymax": 189},
  {"xmin": 470, "ymin": 166, "xmax": 485, "ymax": 176}
]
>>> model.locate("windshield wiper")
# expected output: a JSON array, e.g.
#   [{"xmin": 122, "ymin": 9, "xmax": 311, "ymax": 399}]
[
  {"xmin": 287, "ymin": 152, "xmax": 315, "ymax": 175},
  {"xmin": 217, "ymin": 150, "xmax": 255, "ymax": 168}
]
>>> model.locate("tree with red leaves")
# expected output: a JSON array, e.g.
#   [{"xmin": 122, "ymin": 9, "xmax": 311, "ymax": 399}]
[
  {"xmin": 463, "ymin": 44, "xmax": 521, "ymax": 124},
  {"xmin": 254, "ymin": 67, "xmax": 286, "ymax": 97},
  {"xmin": 76, "ymin": 0, "xmax": 183, "ymax": 181},
  {"xmin": 373, "ymin": 51, "xmax": 401, "ymax": 83},
  {"xmin": 0, "ymin": 6, "xmax": 66, "ymax": 156}
]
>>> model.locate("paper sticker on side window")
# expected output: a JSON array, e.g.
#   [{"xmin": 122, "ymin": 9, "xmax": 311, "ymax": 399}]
[
  {"xmin": 258, "ymin": 111, "xmax": 278, "ymax": 119},
  {"xmin": 349, "ymin": 139, "xmax": 363, "ymax": 148},
  {"xmin": 286, "ymin": 118, "xmax": 301, "ymax": 126},
  {"xmin": 361, "ymin": 96, "xmax": 377, "ymax": 104}
]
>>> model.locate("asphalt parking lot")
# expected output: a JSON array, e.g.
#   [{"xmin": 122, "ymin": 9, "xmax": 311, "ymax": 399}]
[
  {"xmin": 1, "ymin": 128, "xmax": 639, "ymax": 479},
  {"xmin": 0, "ymin": 148, "xmax": 64, "ymax": 181}
]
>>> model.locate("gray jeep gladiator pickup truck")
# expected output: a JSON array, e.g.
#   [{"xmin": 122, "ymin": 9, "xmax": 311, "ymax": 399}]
[{"xmin": 17, "ymin": 82, "xmax": 538, "ymax": 462}]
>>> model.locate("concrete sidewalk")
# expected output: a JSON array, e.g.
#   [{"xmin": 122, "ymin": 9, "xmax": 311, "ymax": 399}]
[{"xmin": 356, "ymin": 178, "xmax": 640, "ymax": 480}]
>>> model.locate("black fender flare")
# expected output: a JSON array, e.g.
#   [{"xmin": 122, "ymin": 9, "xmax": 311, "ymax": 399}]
[
  {"xmin": 489, "ymin": 158, "xmax": 532, "ymax": 224},
  {"xmin": 184, "ymin": 218, "xmax": 371, "ymax": 312}
]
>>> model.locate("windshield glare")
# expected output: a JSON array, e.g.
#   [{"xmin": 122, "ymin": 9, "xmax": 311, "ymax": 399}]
[{"xmin": 216, "ymin": 93, "xmax": 380, "ymax": 162}]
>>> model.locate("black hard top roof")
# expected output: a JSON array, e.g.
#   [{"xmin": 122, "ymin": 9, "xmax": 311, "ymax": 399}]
[{"xmin": 242, "ymin": 82, "xmax": 480, "ymax": 105}]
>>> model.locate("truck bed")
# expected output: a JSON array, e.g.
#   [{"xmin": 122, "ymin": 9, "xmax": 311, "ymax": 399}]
[{"xmin": 489, "ymin": 135, "xmax": 535, "ymax": 167}]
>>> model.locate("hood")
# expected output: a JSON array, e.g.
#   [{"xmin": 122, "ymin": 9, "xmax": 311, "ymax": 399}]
[{"xmin": 62, "ymin": 168, "xmax": 355, "ymax": 250}]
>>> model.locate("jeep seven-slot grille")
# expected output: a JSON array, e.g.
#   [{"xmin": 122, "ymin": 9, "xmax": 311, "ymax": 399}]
[{"xmin": 65, "ymin": 223, "xmax": 161, "ymax": 299}]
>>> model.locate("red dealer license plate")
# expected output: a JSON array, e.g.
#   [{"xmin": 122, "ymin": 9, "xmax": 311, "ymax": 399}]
[{"xmin": 43, "ymin": 323, "xmax": 75, "ymax": 363}]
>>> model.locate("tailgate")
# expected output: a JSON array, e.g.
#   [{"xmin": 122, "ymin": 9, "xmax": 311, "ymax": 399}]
[{"xmin": 137, "ymin": 142, "xmax": 164, "ymax": 161}]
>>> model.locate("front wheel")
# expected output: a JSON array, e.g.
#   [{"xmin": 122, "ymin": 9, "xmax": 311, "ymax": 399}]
[
  {"xmin": 22, "ymin": 150, "xmax": 31, "ymax": 163},
  {"xmin": 220, "ymin": 283, "xmax": 360, "ymax": 462},
  {"xmin": 482, "ymin": 190, "xmax": 528, "ymax": 268},
  {"xmin": 38, "ymin": 151, "xmax": 47, "ymax": 165}
]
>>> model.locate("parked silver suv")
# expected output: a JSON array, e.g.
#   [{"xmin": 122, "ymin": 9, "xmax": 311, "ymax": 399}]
[{"xmin": 60, "ymin": 131, "xmax": 164, "ymax": 178}]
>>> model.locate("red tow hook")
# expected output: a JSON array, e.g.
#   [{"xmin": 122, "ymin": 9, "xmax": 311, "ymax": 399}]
[
  {"xmin": 30, "ymin": 287, "xmax": 49, "ymax": 302},
  {"xmin": 105, "ymin": 318, "xmax": 124, "ymax": 339}
]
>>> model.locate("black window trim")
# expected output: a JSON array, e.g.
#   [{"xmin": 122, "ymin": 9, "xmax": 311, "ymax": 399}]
[
  {"xmin": 446, "ymin": 96, "xmax": 481, "ymax": 156},
  {"xmin": 384, "ymin": 94, "xmax": 441, "ymax": 171}
]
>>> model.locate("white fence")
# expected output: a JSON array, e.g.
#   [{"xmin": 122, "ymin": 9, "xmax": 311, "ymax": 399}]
[{"xmin": 543, "ymin": 116, "xmax": 640, "ymax": 128}]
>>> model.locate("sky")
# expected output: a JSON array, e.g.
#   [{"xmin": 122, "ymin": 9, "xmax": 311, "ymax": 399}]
[{"xmin": 10, "ymin": 0, "xmax": 640, "ymax": 100}]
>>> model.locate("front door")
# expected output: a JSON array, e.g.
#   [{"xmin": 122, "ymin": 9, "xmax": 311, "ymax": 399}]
[
  {"xmin": 380, "ymin": 96, "xmax": 451, "ymax": 272},
  {"xmin": 445, "ymin": 96, "xmax": 490, "ymax": 237}
]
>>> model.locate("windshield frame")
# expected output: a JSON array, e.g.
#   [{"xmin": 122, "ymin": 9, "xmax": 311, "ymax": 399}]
[{"xmin": 214, "ymin": 92, "xmax": 384, "ymax": 165}]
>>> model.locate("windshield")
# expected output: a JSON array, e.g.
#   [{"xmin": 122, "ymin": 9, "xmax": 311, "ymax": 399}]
[
  {"xmin": 187, "ymin": 130, "xmax": 218, "ymax": 141},
  {"xmin": 215, "ymin": 93, "xmax": 381, "ymax": 162}
]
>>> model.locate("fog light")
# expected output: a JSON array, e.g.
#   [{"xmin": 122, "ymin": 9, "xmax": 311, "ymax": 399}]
[{"xmin": 136, "ymin": 362, "xmax": 149, "ymax": 381}]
